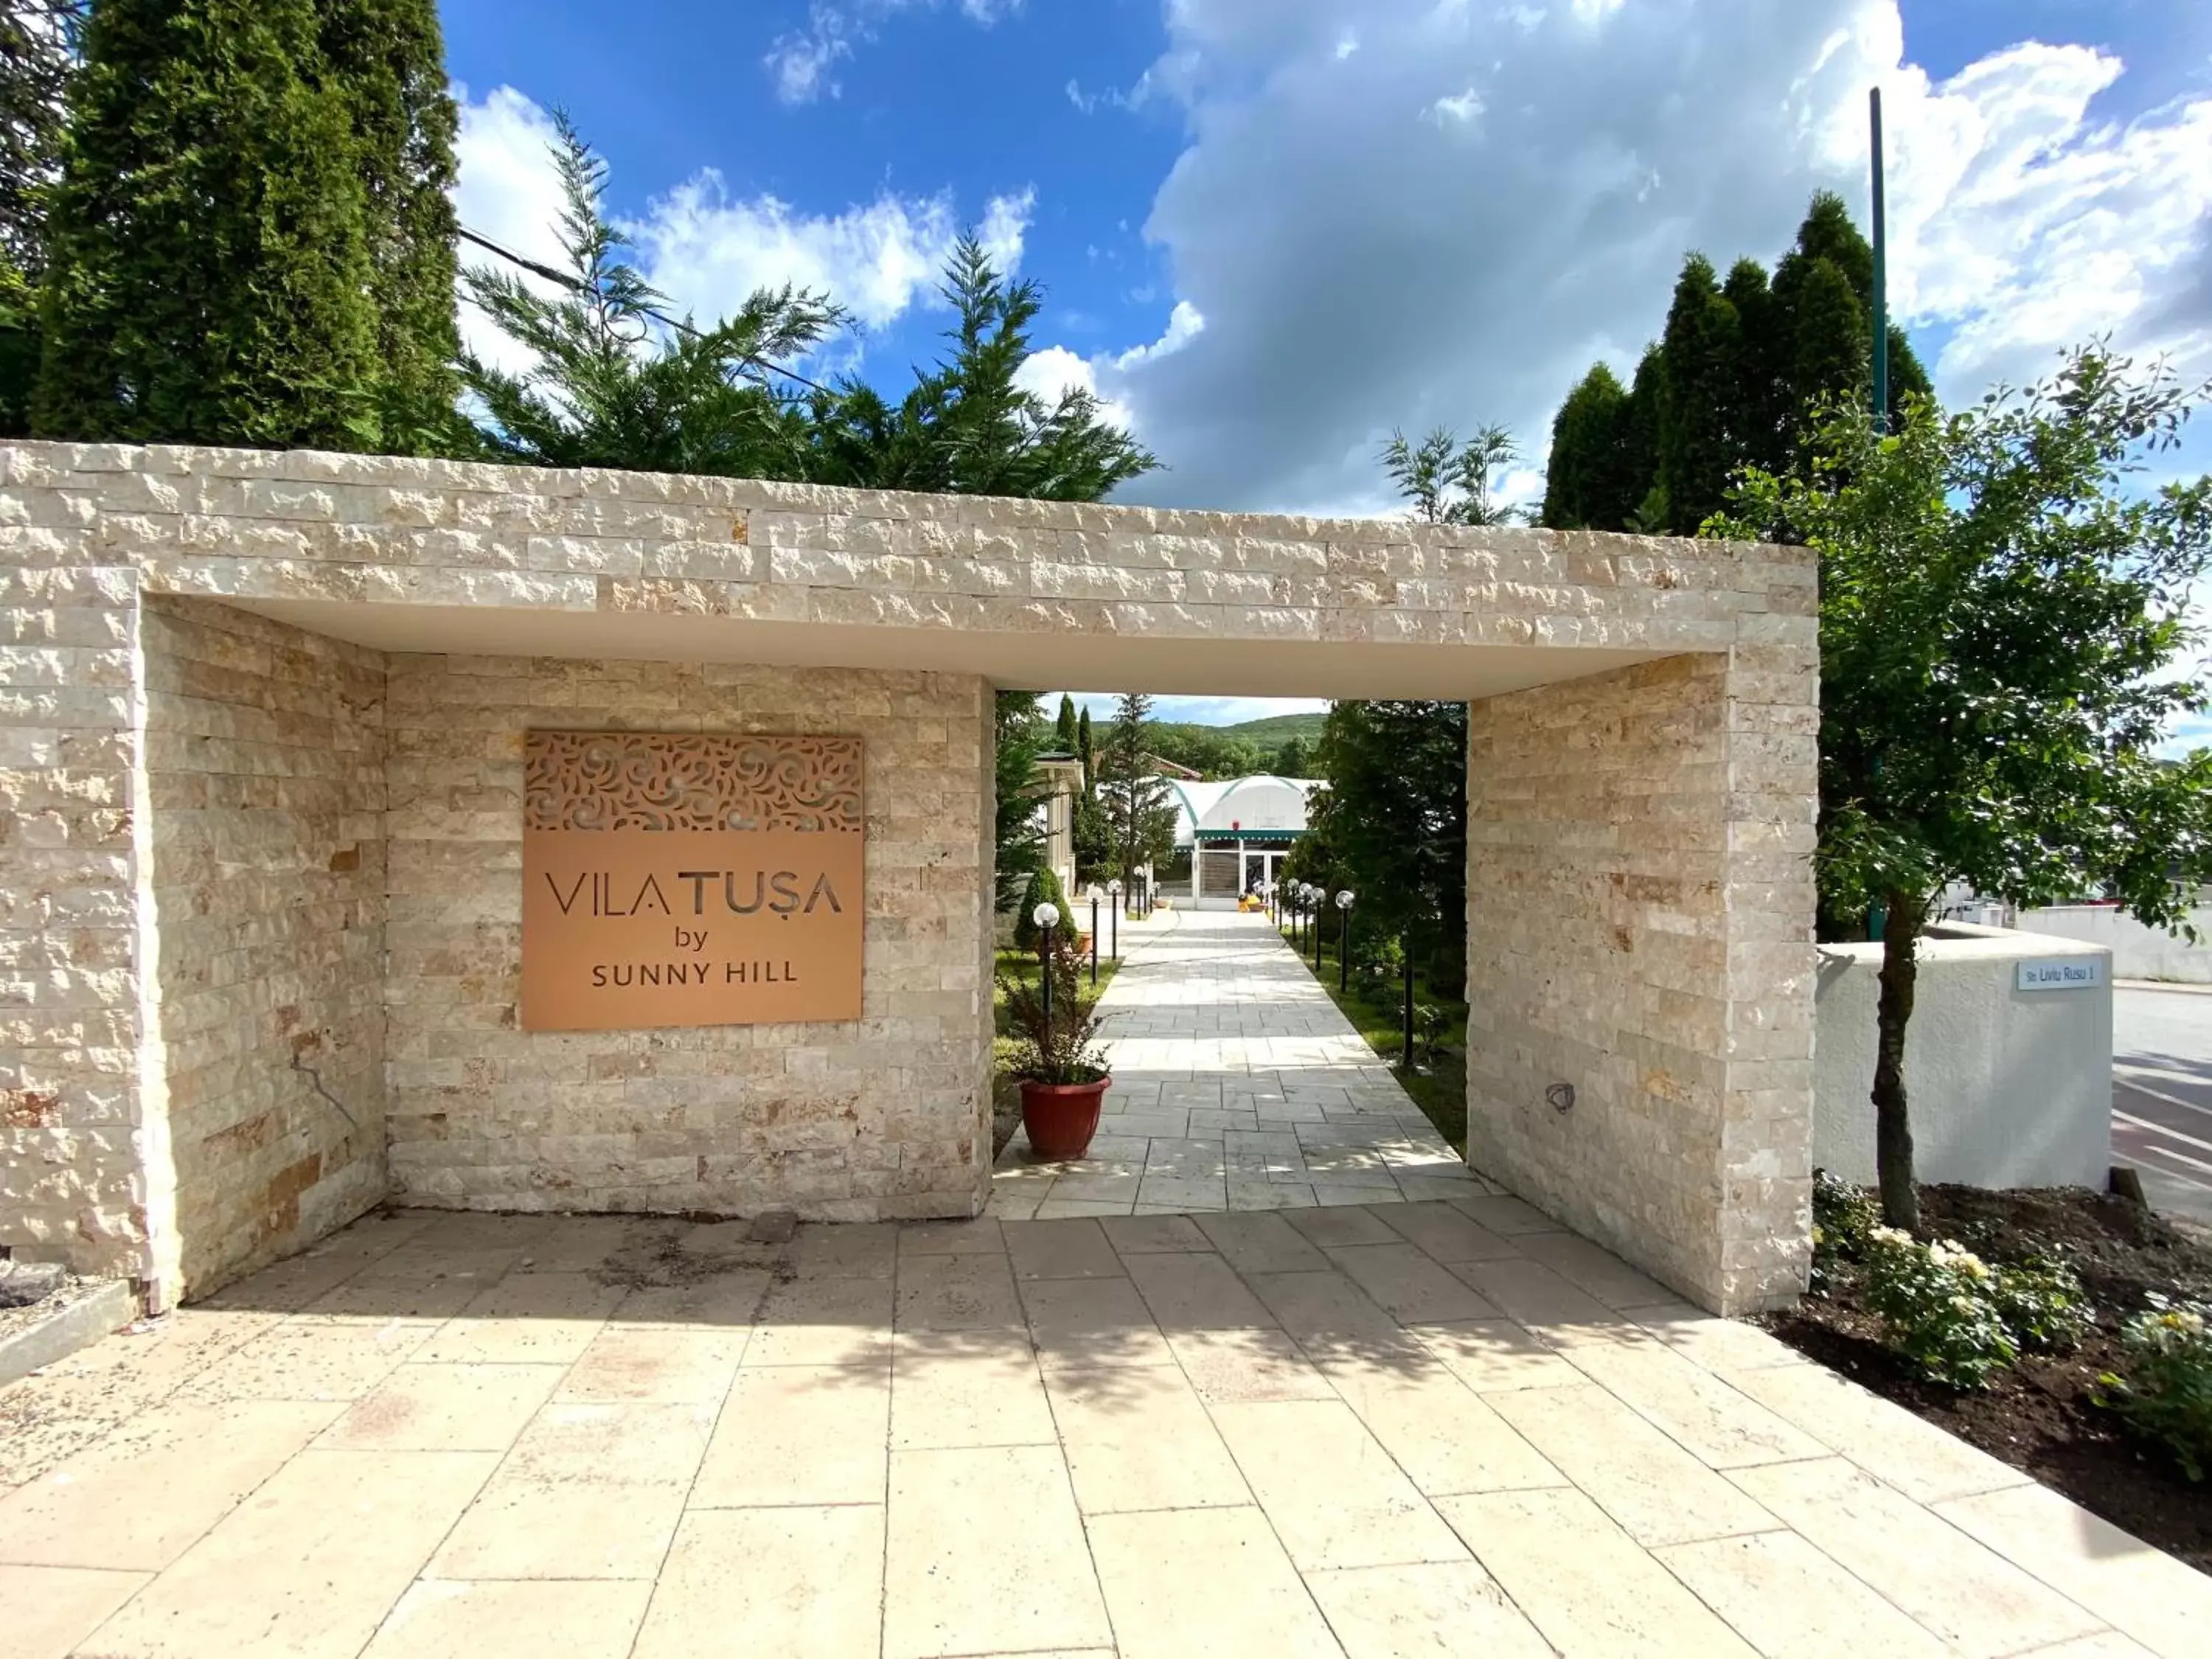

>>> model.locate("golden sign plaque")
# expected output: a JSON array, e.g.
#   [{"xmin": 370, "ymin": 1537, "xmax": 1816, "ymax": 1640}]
[{"xmin": 521, "ymin": 731, "xmax": 864, "ymax": 1031}]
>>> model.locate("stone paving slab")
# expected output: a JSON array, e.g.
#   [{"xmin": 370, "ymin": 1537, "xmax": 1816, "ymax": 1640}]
[
  {"xmin": 992, "ymin": 908, "xmax": 1503, "ymax": 1218},
  {"xmin": 2, "ymin": 1204, "xmax": 2206, "ymax": 1658}
]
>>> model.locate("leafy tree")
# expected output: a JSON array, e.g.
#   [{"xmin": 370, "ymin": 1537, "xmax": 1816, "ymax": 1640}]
[
  {"xmin": 1054, "ymin": 693, "xmax": 1079, "ymax": 754},
  {"xmin": 1098, "ymin": 692, "xmax": 1178, "ymax": 897},
  {"xmin": 994, "ymin": 688, "xmax": 1049, "ymax": 913},
  {"xmin": 1310, "ymin": 700, "xmax": 1469, "ymax": 993},
  {"xmin": 35, "ymin": 0, "xmax": 383, "ymax": 447},
  {"xmin": 1273, "ymin": 734, "xmax": 1310, "ymax": 779},
  {"xmin": 1071, "ymin": 786, "xmax": 1111, "ymax": 886},
  {"xmin": 1715, "ymin": 347, "xmax": 2212, "ymax": 1229},
  {"xmin": 459, "ymin": 114, "xmax": 838, "ymax": 476},
  {"xmin": 317, "ymin": 0, "xmax": 462, "ymax": 453},
  {"xmin": 807, "ymin": 238, "xmax": 1155, "ymax": 501},
  {"xmin": 1382, "ymin": 423, "xmax": 1523, "ymax": 525}
]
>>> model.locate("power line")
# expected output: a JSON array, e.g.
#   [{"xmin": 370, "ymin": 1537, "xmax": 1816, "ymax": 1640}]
[{"xmin": 456, "ymin": 223, "xmax": 838, "ymax": 398}]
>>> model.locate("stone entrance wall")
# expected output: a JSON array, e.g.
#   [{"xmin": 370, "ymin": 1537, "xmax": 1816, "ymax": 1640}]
[
  {"xmin": 1466, "ymin": 641, "xmax": 1819, "ymax": 1312},
  {"xmin": 0, "ymin": 442, "xmax": 1817, "ymax": 1314},
  {"xmin": 380, "ymin": 653, "xmax": 993, "ymax": 1223}
]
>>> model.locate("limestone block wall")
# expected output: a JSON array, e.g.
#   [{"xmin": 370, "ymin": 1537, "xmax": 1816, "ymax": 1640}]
[
  {"xmin": 1465, "ymin": 635, "xmax": 1818, "ymax": 1315},
  {"xmin": 0, "ymin": 557, "xmax": 164, "ymax": 1285},
  {"xmin": 140, "ymin": 598, "xmax": 387, "ymax": 1296},
  {"xmin": 381, "ymin": 655, "xmax": 993, "ymax": 1220}
]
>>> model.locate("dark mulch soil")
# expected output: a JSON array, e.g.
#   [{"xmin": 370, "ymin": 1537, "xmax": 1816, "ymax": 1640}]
[{"xmin": 1757, "ymin": 1183, "xmax": 2212, "ymax": 1572}]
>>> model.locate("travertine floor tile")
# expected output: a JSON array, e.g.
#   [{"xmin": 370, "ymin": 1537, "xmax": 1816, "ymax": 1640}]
[
  {"xmin": 1004, "ymin": 1217, "xmax": 1125, "ymax": 1279},
  {"xmin": 320, "ymin": 1361, "xmax": 563, "ymax": 1451},
  {"xmin": 1019, "ymin": 1274, "xmax": 1177, "ymax": 1369},
  {"xmin": 1514, "ymin": 1230, "xmax": 1677, "ymax": 1308},
  {"xmin": 0, "ymin": 1564, "xmax": 149, "ymax": 1659},
  {"xmin": 1933, "ymin": 1479, "xmax": 2212, "ymax": 1659},
  {"xmin": 362, "ymin": 1578, "xmax": 650, "ymax": 1659},
  {"xmin": 1099, "ymin": 1213, "xmax": 1211, "ymax": 1253},
  {"xmin": 1325, "ymin": 1243, "xmax": 1500, "ymax": 1323},
  {"xmin": 692, "ymin": 1362, "xmax": 889, "ymax": 1507},
  {"xmin": 1045, "ymin": 1366, "xmax": 1252, "ymax": 1514},
  {"xmin": 1727, "ymin": 1457, "xmax": 2106, "ymax": 1658},
  {"xmin": 1124, "ymin": 1249, "xmax": 1277, "ymax": 1329},
  {"xmin": 745, "ymin": 1273, "xmax": 894, "ymax": 1366},
  {"xmin": 1654, "ymin": 1531, "xmax": 1955, "ymax": 1659},
  {"xmin": 0, "ymin": 1399, "xmax": 340, "ymax": 1570},
  {"xmin": 1304, "ymin": 1559, "xmax": 1557, "ymax": 1658},
  {"xmin": 884, "ymin": 1446, "xmax": 1112, "ymax": 1659},
  {"xmin": 1166, "ymin": 1326, "xmax": 1338, "ymax": 1405},
  {"xmin": 1324, "ymin": 1361, "xmax": 1563, "ymax": 1497},
  {"xmin": 1437, "ymin": 1487, "xmax": 1761, "ymax": 1657},
  {"xmin": 608, "ymin": 1270, "xmax": 771, "ymax": 1329},
  {"xmin": 1561, "ymin": 1336, "xmax": 1826, "ymax": 1468},
  {"xmin": 174, "ymin": 1317, "xmax": 435, "ymax": 1403},
  {"xmin": 72, "ymin": 1448, "xmax": 498, "ymax": 1659},
  {"xmin": 1630, "ymin": 1301, "xmax": 1810, "ymax": 1372},
  {"xmin": 1444, "ymin": 1193, "xmax": 1564, "ymax": 1235},
  {"xmin": 426, "ymin": 1478, "xmax": 684, "ymax": 1579},
  {"xmin": 414, "ymin": 1272, "xmax": 626, "ymax": 1366},
  {"xmin": 501, "ymin": 1401, "xmax": 714, "ymax": 1488},
  {"xmin": 1193, "ymin": 1210, "xmax": 1332, "ymax": 1274},
  {"xmin": 1727, "ymin": 1360, "xmax": 2032, "ymax": 1503},
  {"xmin": 890, "ymin": 1329, "xmax": 1057, "ymax": 1450},
  {"xmin": 1486, "ymin": 1382, "xmax": 1777, "ymax": 1545},
  {"xmin": 1445, "ymin": 1255, "xmax": 1617, "ymax": 1329},
  {"xmin": 1283, "ymin": 1205, "xmax": 1402, "ymax": 1248},
  {"xmin": 632, "ymin": 1507, "xmax": 882, "ymax": 1659},
  {"xmin": 898, "ymin": 1217, "xmax": 1005, "ymax": 1256},
  {"xmin": 1209, "ymin": 1398, "xmax": 1469, "ymax": 1571},
  {"xmin": 555, "ymin": 1325, "xmax": 746, "ymax": 1403},
  {"xmin": 895, "ymin": 1252, "xmax": 1025, "ymax": 1332},
  {"xmin": 1409, "ymin": 1318, "xmax": 1580, "ymax": 1393},
  {"xmin": 1374, "ymin": 1200, "xmax": 1520, "ymax": 1264},
  {"xmin": 1085, "ymin": 1506, "xmax": 1344, "ymax": 1659},
  {"xmin": 786, "ymin": 1221, "xmax": 899, "ymax": 1277}
]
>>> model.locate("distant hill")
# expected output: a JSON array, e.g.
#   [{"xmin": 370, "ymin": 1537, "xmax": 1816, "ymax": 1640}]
[{"xmin": 1216, "ymin": 711, "xmax": 1328, "ymax": 741}]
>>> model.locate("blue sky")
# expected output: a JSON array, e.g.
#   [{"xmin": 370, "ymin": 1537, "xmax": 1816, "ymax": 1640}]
[{"xmin": 441, "ymin": 1, "xmax": 2212, "ymax": 730}]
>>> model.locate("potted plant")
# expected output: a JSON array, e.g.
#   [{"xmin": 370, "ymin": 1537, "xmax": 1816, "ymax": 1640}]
[{"xmin": 1000, "ymin": 939, "xmax": 1112, "ymax": 1158}]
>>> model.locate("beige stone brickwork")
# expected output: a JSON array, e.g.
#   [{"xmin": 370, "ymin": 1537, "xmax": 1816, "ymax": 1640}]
[
  {"xmin": 0, "ymin": 442, "xmax": 1816, "ymax": 1312},
  {"xmin": 381, "ymin": 655, "xmax": 992, "ymax": 1222},
  {"xmin": 1465, "ymin": 630, "xmax": 1819, "ymax": 1312},
  {"xmin": 141, "ymin": 598, "xmax": 388, "ymax": 1296}
]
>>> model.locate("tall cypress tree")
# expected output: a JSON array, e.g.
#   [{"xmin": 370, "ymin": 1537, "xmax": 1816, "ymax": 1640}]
[
  {"xmin": 35, "ymin": 0, "xmax": 380, "ymax": 447},
  {"xmin": 1055, "ymin": 693, "xmax": 1079, "ymax": 754},
  {"xmin": 1540, "ymin": 362, "xmax": 1633, "ymax": 530},
  {"xmin": 317, "ymin": 0, "xmax": 461, "ymax": 452},
  {"xmin": 1656, "ymin": 253, "xmax": 1745, "ymax": 534}
]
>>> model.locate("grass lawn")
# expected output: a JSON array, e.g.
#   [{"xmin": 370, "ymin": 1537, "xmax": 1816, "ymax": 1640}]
[{"xmin": 1281, "ymin": 921, "xmax": 1469, "ymax": 1155}]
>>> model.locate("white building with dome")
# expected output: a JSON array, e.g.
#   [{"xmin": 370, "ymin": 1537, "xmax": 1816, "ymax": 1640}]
[{"xmin": 1158, "ymin": 773, "xmax": 1323, "ymax": 908}]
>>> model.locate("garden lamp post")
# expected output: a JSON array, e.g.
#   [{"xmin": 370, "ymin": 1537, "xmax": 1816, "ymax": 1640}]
[
  {"xmin": 1336, "ymin": 890, "xmax": 1355, "ymax": 994},
  {"xmin": 1106, "ymin": 880, "xmax": 1121, "ymax": 960},
  {"xmin": 1287, "ymin": 884, "xmax": 1301, "ymax": 946},
  {"xmin": 1311, "ymin": 885, "xmax": 1325, "ymax": 970},
  {"xmin": 1086, "ymin": 885, "xmax": 1101, "ymax": 985},
  {"xmin": 1033, "ymin": 900, "xmax": 1060, "ymax": 1040},
  {"xmin": 1401, "ymin": 932, "xmax": 1416, "ymax": 1074}
]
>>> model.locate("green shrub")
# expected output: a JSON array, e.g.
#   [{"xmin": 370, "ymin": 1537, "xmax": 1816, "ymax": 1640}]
[
  {"xmin": 1012, "ymin": 867, "xmax": 1071, "ymax": 953},
  {"xmin": 1863, "ymin": 1226, "xmax": 2016, "ymax": 1389},
  {"xmin": 1992, "ymin": 1255, "xmax": 2094, "ymax": 1355},
  {"xmin": 1809, "ymin": 1170, "xmax": 1877, "ymax": 1292},
  {"xmin": 2100, "ymin": 1295, "xmax": 2212, "ymax": 1481}
]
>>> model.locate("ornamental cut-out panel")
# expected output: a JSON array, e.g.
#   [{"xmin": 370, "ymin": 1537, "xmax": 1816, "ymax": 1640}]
[{"xmin": 521, "ymin": 731, "xmax": 865, "ymax": 1031}]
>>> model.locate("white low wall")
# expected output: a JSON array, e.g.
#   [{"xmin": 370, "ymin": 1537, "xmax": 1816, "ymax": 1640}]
[
  {"xmin": 2018, "ymin": 904, "xmax": 2212, "ymax": 984},
  {"xmin": 1814, "ymin": 923, "xmax": 2112, "ymax": 1189}
]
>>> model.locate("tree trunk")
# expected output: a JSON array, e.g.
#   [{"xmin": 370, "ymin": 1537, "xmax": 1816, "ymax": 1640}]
[{"xmin": 1872, "ymin": 887, "xmax": 1922, "ymax": 1231}]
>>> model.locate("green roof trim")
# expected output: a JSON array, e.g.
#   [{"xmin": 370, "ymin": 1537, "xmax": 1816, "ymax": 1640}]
[{"xmin": 1192, "ymin": 828, "xmax": 1305, "ymax": 841}]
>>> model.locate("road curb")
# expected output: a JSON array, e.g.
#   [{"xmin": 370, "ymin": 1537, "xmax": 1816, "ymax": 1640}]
[{"xmin": 0, "ymin": 1279, "xmax": 138, "ymax": 1391}]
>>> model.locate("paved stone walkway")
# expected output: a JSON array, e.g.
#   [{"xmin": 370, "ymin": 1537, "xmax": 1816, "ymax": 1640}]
[
  {"xmin": 4, "ymin": 1204, "xmax": 2208, "ymax": 1658},
  {"xmin": 992, "ymin": 908, "xmax": 1493, "ymax": 1218}
]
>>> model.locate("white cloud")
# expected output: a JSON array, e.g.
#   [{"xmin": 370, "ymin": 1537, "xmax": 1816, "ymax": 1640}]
[
  {"xmin": 453, "ymin": 87, "xmax": 1034, "ymax": 360},
  {"xmin": 768, "ymin": 0, "xmax": 1026, "ymax": 105},
  {"xmin": 1075, "ymin": 0, "xmax": 2212, "ymax": 514},
  {"xmin": 1015, "ymin": 302, "xmax": 1205, "ymax": 431}
]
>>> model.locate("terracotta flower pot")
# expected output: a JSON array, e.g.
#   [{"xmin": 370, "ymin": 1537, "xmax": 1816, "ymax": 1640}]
[{"xmin": 1019, "ymin": 1075, "xmax": 1110, "ymax": 1160}]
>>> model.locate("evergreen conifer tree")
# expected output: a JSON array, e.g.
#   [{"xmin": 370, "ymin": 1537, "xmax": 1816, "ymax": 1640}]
[
  {"xmin": 1055, "ymin": 693, "xmax": 1079, "ymax": 754},
  {"xmin": 1540, "ymin": 362, "xmax": 1635, "ymax": 529},
  {"xmin": 35, "ymin": 0, "xmax": 380, "ymax": 446},
  {"xmin": 1655, "ymin": 253, "xmax": 1745, "ymax": 533},
  {"xmin": 317, "ymin": 0, "xmax": 462, "ymax": 452}
]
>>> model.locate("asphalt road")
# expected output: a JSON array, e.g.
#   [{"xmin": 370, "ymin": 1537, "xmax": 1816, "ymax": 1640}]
[{"xmin": 2112, "ymin": 985, "xmax": 2212, "ymax": 1222}]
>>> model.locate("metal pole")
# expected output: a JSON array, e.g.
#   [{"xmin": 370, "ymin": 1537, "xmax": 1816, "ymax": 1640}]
[
  {"xmin": 1090, "ymin": 895, "xmax": 1099, "ymax": 985},
  {"xmin": 1041, "ymin": 922, "xmax": 1054, "ymax": 1043},
  {"xmin": 1340, "ymin": 905, "xmax": 1350, "ymax": 995},
  {"xmin": 1312, "ymin": 897, "xmax": 1324, "ymax": 970},
  {"xmin": 1110, "ymin": 900, "xmax": 1119, "ymax": 961},
  {"xmin": 1401, "ymin": 939, "xmax": 1415, "ymax": 1071},
  {"xmin": 1869, "ymin": 86, "xmax": 1888, "ymax": 432}
]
